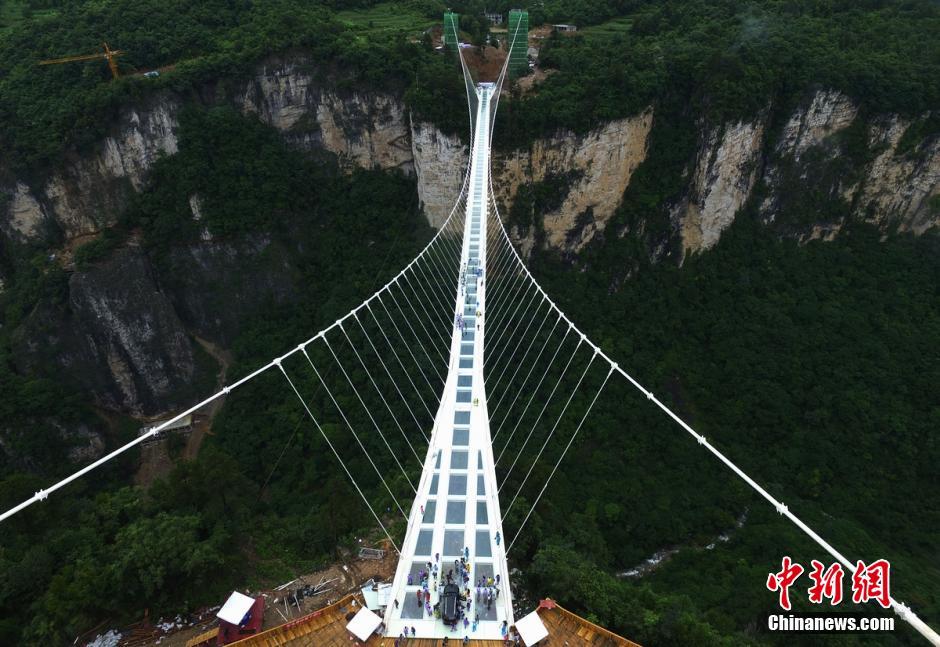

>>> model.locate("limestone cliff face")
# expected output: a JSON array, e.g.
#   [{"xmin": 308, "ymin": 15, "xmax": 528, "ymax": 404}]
[
  {"xmin": 7, "ymin": 182, "xmax": 48, "ymax": 239},
  {"xmin": 758, "ymin": 90, "xmax": 861, "ymax": 226},
  {"xmin": 411, "ymin": 118, "xmax": 468, "ymax": 228},
  {"xmin": 493, "ymin": 109, "xmax": 654, "ymax": 252},
  {"xmin": 1, "ymin": 57, "xmax": 457, "ymax": 245},
  {"xmin": 673, "ymin": 119, "xmax": 765, "ymax": 257},
  {"xmin": 242, "ymin": 59, "xmax": 469, "ymax": 227},
  {"xmin": 13, "ymin": 245, "xmax": 197, "ymax": 416},
  {"xmin": 855, "ymin": 116, "xmax": 940, "ymax": 234},
  {"xmin": 242, "ymin": 59, "xmax": 414, "ymax": 172},
  {"xmin": 11, "ymin": 232, "xmax": 298, "ymax": 416},
  {"xmin": 3, "ymin": 58, "xmax": 938, "ymax": 420},
  {"xmin": 164, "ymin": 234, "xmax": 298, "ymax": 348},
  {"xmin": 2, "ymin": 100, "xmax": 179, "ymax": 242},
  {"xmin": 777, "ymin": 90, "xmax": 859, "ymax": 161},
  {"xmin": 673, "ymin": 90, "xmax": 938, "ymax": 253}
]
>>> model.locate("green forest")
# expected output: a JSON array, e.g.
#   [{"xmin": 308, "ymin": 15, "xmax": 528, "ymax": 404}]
[{"xmin": 1, "ymin": 0, "xmax": 939, "ymax": 645}]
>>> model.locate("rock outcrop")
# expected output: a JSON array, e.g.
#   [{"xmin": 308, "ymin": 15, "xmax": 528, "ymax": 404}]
[
  {"xmin": 673, "ymin": 118, "xmax": 765, "ymax": 257},
  {"xmin": 411, "ymin": 118, "xmax": 468, "ymax": 228},
  {"xmin": 164, "ymin": 234, "xmax": 298, "ymax": 348},
  {"xmin": 776, "ymin": 90, "xmax": 858, "ymax": 160},
  {"xmin": 10, "ymin": 231, "xmax": 300, "ymax": 417},
  {"xmin": 855, "ymin": 116, "xmax": 940, "ymax": 234},
  {"xmin": 492, "ymin": 109, "xmax": 654, "ymax": 251},
  {"xmin": 13, "ymin": 245, "xmax": 199, "ymax": 416},
  {"xmin": 242, "ymin": 59, "xmax": 415, "ymax": 172},
  {"xmin": 1, "ymin": 100, "xmax": 179, "ymax": 242},
  {"xmin": 674, "ymin": 90, "xmax": 938, "ymax": 253}
]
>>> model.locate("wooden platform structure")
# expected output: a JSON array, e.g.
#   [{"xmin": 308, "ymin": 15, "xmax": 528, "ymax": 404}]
[{"xmin": 227, "ymin": 593, "xmax": 640, "ymax": 647}]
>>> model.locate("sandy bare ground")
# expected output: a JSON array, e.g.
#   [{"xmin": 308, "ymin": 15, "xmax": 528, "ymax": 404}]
[{"xmin": 116, "ymin": 547, "xmax": 399, "ymax": 647}]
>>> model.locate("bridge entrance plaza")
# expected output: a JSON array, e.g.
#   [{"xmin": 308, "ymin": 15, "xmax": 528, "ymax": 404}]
[{"xmin": 383, "ymin": 83, "xmax": 514, "ymax": 640}]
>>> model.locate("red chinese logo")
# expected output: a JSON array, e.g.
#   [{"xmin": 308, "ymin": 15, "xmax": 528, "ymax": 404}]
[
  {"xmin": 807, "ymin": 560, "xmax": 844, "ymax": 605},
  {"xmin": 767, "ymin": 557, "xmax": 891, "ymax": 609},
  {"xmin": 767, "ymin": 556, "xmax": 804, "ymax": 611},
  {"xmin": 852, "ymin": 559, "xmax": 891, "ymax": 609}
]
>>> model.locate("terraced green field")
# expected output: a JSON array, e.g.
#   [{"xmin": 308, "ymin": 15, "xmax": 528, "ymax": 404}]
[
  {"xmin": 579, "ymin": 16, "xmax": 634, "ymax": 38},
  {"xmin": 0, "ymin": 0, "xmax": 57, "ymax": 32},
  {"xmin": 336, "ymin": 2, "xmax": 435, "ymax": 38}
]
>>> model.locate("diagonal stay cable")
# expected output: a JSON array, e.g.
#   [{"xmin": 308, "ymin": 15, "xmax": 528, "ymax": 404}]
[
  {"xmin": 489, "ymin": 307, "xmax": 556, "ymax": 417},
  {"xmin": 485, "ymin": 283, "xmax": 542, "ymax": 380},
  {"xmin": 402, "ymin": 272, "xmax": 452, "ymax": 352},
  {"xmin": 390, "ymin": 281, "xmax": 449, "ymax": 374},
  {"xmin": 278, "ymin": 361, "xmax": 399, "ymax": 552},
  {"xmin": 497, "ymin": 331, "xmax": 580, "ymax": 472},
  {"xmin": 339, "ymin": 322, "xmax": 423, "ymax": 465},
  {"xmin": 366, "ymin": 303, "xmax": 437, "ymax": 420},
  {"xmin": 502, "ymin": 349, "xmax": 598, "ymax": 519},
  {"xmin": 493, "ymin": 323, "xmax": 570, "ymax": 447},
  {"xmin": 301, "ymin": 347, "xmax": 407, "ymax": 518},
  {"xmin": 377, "ymin": 293, "xmax": 442, "ymax": 403},
  {"xmin": 505, "ymin": 365, "xmax": 613, "ymax": 554},
  {"xmin": 321, "ymin": 337, "xmax": 417, "ymax": 493},
  {"xmin": 354, "ymin": 312, "xmax": 430, "ymax": 444}
]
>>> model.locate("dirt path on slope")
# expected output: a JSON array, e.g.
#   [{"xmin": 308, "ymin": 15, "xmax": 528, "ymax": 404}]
[{"xmin": 134, "ymin": 335, "xmax": 233, "ymax": 486}]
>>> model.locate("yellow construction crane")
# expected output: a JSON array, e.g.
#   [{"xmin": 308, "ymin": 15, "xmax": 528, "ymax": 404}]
[{"xmin": 39, "ymin": 42, "xmax": 124, "ymax": 79}]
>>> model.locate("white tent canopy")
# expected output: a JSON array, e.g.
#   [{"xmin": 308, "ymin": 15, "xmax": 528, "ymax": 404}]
[
  {"xmin": 361, "ymin": 582, "xmax": 393, "ymax": 611},
  {"xmin": 217, "ymin": 591, "xmax": 255, "ymax": 625},
  {"xmin": 347, "ymin": 606, "xmax": 383, "ymax": 641},
  {"xmin": 516, "ymin": 609, "xmax": 549, "ymax": 645}
]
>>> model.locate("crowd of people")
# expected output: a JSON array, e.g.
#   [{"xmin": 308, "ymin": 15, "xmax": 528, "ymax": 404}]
[{"xmin": 393, "ymin": 543, "xmax": 523, "ymax": 645}]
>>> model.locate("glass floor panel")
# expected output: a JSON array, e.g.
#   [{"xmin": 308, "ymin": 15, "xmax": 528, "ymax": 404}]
[
  {"xmin": 476, "ymin": 501, "xmax": 488, "ymax": 524},
  {"xmin": 475, "ymin": 563, "xmax": 494, "ymax": 582},
  {"xmin": 446, "ymin": 500, "xmax": 466, "ymax": 524},
  {"xmin": 449, "ymin": 474, "xmax": 467, "ymax": 495},
  {"xmin": 401, "ymin": 594, "xmax": 425, "ymax": 619},
  {"xmin": 423, "ymin": 500, "xmax": 436, "ymax": 523},
  {"xmin": 443, "ymin": 529, "xmax": 464, "ymax": 556},
  {"xmin": 415, "ymin": 529, "xmax": 433, "ymax": 555},
  {"xmin": 451, "ymin": 450, "xmax": 469, "ymax": 469},
  {"xmin": 476, "ymin": 530, "xmax": 492, "ymax": 557}
]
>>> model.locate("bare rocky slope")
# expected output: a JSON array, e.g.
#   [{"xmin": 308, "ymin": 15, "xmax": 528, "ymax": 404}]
[
  {"xmin": 674, "ymin": 90, "xmax": 939, "ymax": 259},
  {"xmin": 0, "ymin": 54, "xmax": 937, "ymax": 432}
]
